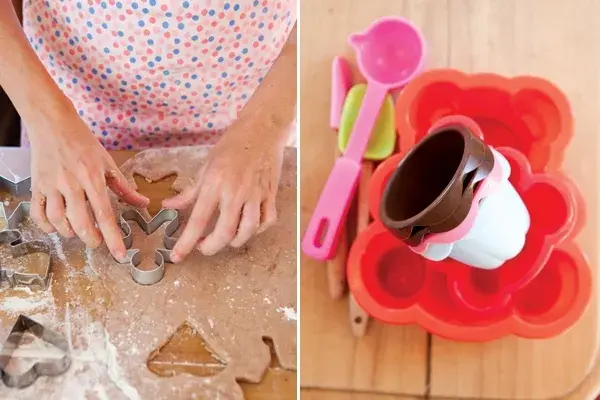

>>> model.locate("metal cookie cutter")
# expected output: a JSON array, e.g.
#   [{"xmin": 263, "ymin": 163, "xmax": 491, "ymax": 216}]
[
  {"xmin": 0, "ymin": 315, "xmax": 71, "ymax": 389},
  {"xmin": 0, "ymin": 202, "xmax": 52, "ymax": 289},
  {"xmin": 115, "ymin": 208, "xmax": 179, "ymax": 285}
]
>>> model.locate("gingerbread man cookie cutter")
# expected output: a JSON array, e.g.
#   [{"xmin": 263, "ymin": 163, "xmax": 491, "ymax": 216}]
[
  {"xmin": 0, "ymin": 202, "xmax": 53, "ymax": 289},
  {"xmin": 115, "ymin": 208, "xmax": 179, "ymax": 285},
  {"xmin": 0, "ymin": 314, "xmax": 71, "ymax": 389}
]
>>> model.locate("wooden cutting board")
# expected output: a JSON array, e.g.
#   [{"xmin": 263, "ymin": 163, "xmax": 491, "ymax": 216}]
[{"xmin": 299, "ymin": 0, "xmax": 599, "ymax": 399}]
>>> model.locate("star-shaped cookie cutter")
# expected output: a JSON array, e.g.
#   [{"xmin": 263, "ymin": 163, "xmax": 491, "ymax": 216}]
[
  {"xmin": 115, "ymin": 208, "xmax": 179, "ymax": 285},
  {"xmin": 0, "ymin": 202, "xmax": 53, "ymax": 289},
  {"xmin": 0, "ymin": 314, "xmax": 71, "ymax": 389}
]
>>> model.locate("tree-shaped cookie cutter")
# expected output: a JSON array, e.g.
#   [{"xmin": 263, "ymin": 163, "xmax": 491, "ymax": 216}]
[
  {"xmin": 0, "ymin": 315, "xmax": 71, "ymax": 389},
  {"xmin": 115, "ymin": 208, "xmax": 179, "ymax": 285},
  {"xmin": 0, "ymin": 202, "xmax": 53, "ymax": 289}
]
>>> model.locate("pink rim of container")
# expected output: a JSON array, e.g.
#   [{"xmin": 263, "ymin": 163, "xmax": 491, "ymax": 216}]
[{"xmin": 411, "ymin": 115, "xmax": 505, "ymax": 253}]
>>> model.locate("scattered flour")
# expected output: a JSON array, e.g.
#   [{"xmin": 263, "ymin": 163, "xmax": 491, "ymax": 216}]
[
  {"xmin": 60, "ymin": 311, "xmax": 141, "ymax": 400},
  {"xmin": 173, "ymin": 279, "xmax": 180, "ymax": 288},
  {"xmin": 263, "ymin": 297, "xmax": 271, "ymax": 304},
  {"xmin": 276, "ymin": 307, "xmax": 297, "ymax": 321},
  {"xmin": 1, "ymin": 283, "xmax": 54, "ymax": 316},
  {"xmin": 49, "ymin": 232, "xmax": 67, "ymax": 263}
]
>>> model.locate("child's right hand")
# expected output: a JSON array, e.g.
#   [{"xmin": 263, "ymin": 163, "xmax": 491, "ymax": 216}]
[{"xmin": 27, "ymin": 107, "xmax": 149, "ymax": 259}]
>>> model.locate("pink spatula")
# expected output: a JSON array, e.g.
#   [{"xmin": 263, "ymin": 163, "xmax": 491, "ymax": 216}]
[{"xmin": 302, "ymin": 17, "xmax": 426, "ymax": 260}]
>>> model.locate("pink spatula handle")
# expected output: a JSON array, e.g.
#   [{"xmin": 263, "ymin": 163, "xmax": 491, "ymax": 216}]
[
  {"xmin": 303, "ymin": 83, "xmax": 388, "ymax": 260},
  {"xmin": 344, "ymin": 82, "xmax": 387, "ymax": 161},
  {"xmin": 302, "ymin": 158, "xmax": 361, "ymax": 260}
]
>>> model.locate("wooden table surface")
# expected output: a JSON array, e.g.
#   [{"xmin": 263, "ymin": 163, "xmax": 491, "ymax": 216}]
[
  {"xmin": 299, "ymin": 1, "xmax": 599, "ymax": 399},
  {"xmin": 0, "ymin": 150, "xmax": 296, "ymax": 400}
]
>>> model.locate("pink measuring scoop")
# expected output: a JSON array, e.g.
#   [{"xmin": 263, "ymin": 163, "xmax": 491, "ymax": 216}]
[{"xmin": 302, "ymin": 16, "xmax": 427, "ymax": 260}]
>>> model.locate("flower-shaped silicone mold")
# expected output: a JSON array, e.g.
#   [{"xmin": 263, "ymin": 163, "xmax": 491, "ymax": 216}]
[
  {"xmin": 347, "ymin": 222, "xmax": 591, "ymax": 341},
  {"xmin": 369, "ymin": 147, "xmax": 584, "ymax": 311},
  {"xmin": 394, "ymin": 69, "xmax": 573, "ymax": 172}
]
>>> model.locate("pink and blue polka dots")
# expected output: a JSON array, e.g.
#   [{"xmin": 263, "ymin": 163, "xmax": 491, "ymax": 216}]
[{"xmin": 22, "ymin": 0, "xmax": 296, "ymax": 150}]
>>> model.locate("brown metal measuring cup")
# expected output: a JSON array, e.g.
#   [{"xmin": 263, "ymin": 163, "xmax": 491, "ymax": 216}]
[{"xmin": 379, "ymin": 123, "xmax": 494, "ymax": 246}]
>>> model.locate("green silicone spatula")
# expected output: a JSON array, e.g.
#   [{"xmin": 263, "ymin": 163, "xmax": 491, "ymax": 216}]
[{"xmin": 338, "ymin": 84, "xmax": 396, "ymax": 160}]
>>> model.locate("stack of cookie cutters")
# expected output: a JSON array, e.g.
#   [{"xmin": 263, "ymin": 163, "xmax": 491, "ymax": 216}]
[
  {"xmin": 380, "ymin": 115, "xmax": 531, "ymax": 270},
  {"xmin": 347, "ymin": 68, "xmax": 590, "ymax": 341},
  {"xmin": 0, "ymin": 202, "xmax": 53, "ymax": 289},
  {"xmin": 0, "ymin": 148, "xmax": 52, "ymax": 289},
  {"xmin": 302, "ymin": 16, "xmax": 427, "ymax": 261},
  {"xmin": 0, "ymin": 315, "xmax": 71, "ymax": 388}
]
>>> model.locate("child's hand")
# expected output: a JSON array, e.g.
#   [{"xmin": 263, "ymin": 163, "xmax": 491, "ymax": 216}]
[
  {"xmin": 164, "ymin": 118, "xmax": 285, "ymax": 261},
  {"xmin": 28, "ymin": 109, "xmax": 149, "ymax": 259}
]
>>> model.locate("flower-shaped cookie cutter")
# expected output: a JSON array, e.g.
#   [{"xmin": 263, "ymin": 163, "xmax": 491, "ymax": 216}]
[
  {"xmin": 0, "ymin": 315, "xmax": 71, "ymax": 388},
  {"xmin": 0, "ymin": 202, "xmax": 53, "ymax": 289},
  {"xmin": 115, "ymin": 208, "xmax": 179, "ymax": 285}
]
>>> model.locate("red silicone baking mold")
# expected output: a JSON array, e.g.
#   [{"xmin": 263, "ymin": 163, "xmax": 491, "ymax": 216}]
[
  {"xmin": 369, "ymin": 144, "xmax": 585, "ymax": 309},
  {"xmin": 347, "ymin": 221, "xmax": 591, "ymax": 342},
  {"xmin": 445, "ymin": 148, "xmax": 585, "ymax": 311},
  {"xmin": 394, "ymin": 69, "xmax": 573, "ymax": 173}
]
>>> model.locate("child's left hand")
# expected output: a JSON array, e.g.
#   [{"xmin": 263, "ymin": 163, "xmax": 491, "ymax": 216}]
[{"xmin": 164, "ymin": 117, "xmax": 286, "ymax": 261}]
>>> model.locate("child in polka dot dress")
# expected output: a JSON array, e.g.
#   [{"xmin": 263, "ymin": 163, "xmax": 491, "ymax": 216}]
[{"xmin": 0, "ymin": 0, "xmax": 297, "ymax": 261}]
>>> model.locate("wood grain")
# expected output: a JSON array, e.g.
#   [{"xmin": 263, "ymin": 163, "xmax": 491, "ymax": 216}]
[
  {"xmin": 299, "ymin": 0, "xmax": 438, "ymax": 395},
  {"xmin": 302, "ymin": 389, "xmax": 420, "ymax": 400},
  {"xmin": 299, "ymin": 0, "xmax": 599, "ymax": 399}
]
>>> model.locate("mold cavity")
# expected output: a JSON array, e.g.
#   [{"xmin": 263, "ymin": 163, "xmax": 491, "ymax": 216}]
[
  {"xmin": 462, "ymin": 87, "xmax": 511, "ymax": 117},
  {"xmin": 133, "ymin": 173, "xmax": 178, "ymax": 216},
  {"xmin": 514, "ymin": 90, "xmax": 561, "ymax": 141},
  {"xmin": 147, "ymin": 322, "xmax": 226, "ymax": 378},
  {"xmin": 376, "ymin": 246, "xmax": 426, "ymax": 300},
  {"xmin": 514, "ymin": 257, "xmax": 563, "ymax": 317},
  {"xmin": 412, "ymin": 82, "xmax": 461, "ymax": 132},
  {"xmin": 384, "ymin": 129, "xmax": 464, "ymax": 222},
  {"xmin": 470, "ymin": 269, "xmax": 500, "ymax": 295},
  {"xmin": 524, "ymin": 183, "xmax": 568, "ymax": 236},
  {"xmin": 472, "ymin": 116, "xmax": 533, "ymax": 158}
]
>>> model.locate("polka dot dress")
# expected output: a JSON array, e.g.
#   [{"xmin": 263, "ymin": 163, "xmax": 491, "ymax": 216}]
[{"xmin": 22, "ymin": 0, "xmax": 296, "ymax": 150}]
